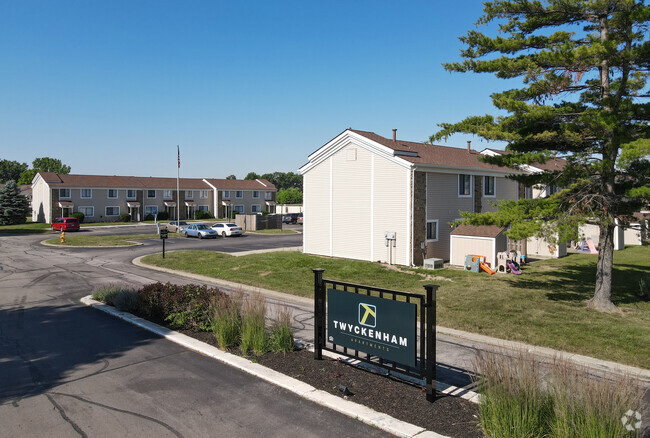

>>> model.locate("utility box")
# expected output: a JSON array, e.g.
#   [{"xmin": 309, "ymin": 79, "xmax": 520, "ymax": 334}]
[{"xmin": 423, "ymin": 258, "xmax": 444, "ymax": 270}]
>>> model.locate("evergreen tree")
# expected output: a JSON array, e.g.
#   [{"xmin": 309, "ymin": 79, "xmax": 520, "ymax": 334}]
[
  {"xmin": 0, "ymin": 180, "xmax": 31, "ymax": 225},
  {"xmin": 432, "ymin": 0, "xmax": 650, "ymax": 312}
]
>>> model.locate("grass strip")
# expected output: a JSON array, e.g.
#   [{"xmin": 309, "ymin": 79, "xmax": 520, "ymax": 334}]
[
  {"xmin": 46, "ymin": 233, "xmax": 180, "ymax": 247},
  {"xmin": 141, "ymin": 246, "xmax": 650, "ymax": 369}
]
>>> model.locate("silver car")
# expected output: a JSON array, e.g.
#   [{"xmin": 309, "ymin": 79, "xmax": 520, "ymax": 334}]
[
  {"xmin": 184, "ymin": 223, "xmax": 218, "ymax": 239},
  {"xmin": 168, "ymin": 220, "xmax": 188, "ymax": 232}
]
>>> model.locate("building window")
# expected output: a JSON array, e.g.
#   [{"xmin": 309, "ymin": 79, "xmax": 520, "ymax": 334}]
[
  {"xmin": 198, "ymin": 205, "xmax": 209, "ymax": 213},
  {"xmin": 252, "ymin": 191, "xmax": 259, "ymax": 199},
  {"xmin": 162, "ymin": 190, "xmax": 173, "ymax": 199},
  {"xmin": 80, "ymin": 189, "xmax": 92, "ymax": 199},
  {"xmin": 127, "ymin": 189, "xmax": 137, "ymax": 199},
  {"xmin": 426, "ymin": 220, "xmax": 439, "ymax": 241},
  {"xmin": 235, "ymin": 190, "xmax": 243, "ymax": 198},
  {"xmin": 145, "ymin": 206, "xmax": 158, "ymax": 216},
  {"xmin": 223, "ymin": 190, "xmax": 230, "ymax": 199},
  {"xmin": 105, "ymin": 206, "xmax": 120, "ymax": 216},
  {"xmin": 107, "ymin": 189, "xmax": 118, "ymax": 199},
  {"xmin": 59, "ymin": 189, "xmax": 71, "ymax": 198},
  {"xmin": 185, "ymin": 190, "xmax": 193, "ymax": 199},
  {"xmin": 147, "ymin": 190, "xmax": 156, "ymax": 198},
  {"xmin": 79, "ymin": 206, "xmax": 94, "ymax": 217},
  {"xmin": 199, "ymin": 190, "xmax": 209, "ymax": 199},
  {"xmin": 265, "ymin": 191, "xmax": 272, "ymax": 200},
  {"xmin": 251, "ymin": 204, "xmax": 261, "ymax": 213},
  {"xmin": 458, "ymin": 174, "xmax": 471, "ymax": 197},
  {"xmin": 547, "ymin": 185, "xmax": 559, "ymax": 196},
  {"xmin": 234, "ymin": 205, "xmax": 244, "ymax": 214},
  {"xmin": 484, "ymin": 176, "xmax": 495, "ymax": 197}
]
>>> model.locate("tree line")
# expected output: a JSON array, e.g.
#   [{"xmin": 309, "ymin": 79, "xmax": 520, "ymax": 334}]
[
  {"xmin": 0, "ymin": 157, "xmax": 71, "ymax": 185},
  {"xmin": 227, "ymin": 171, "xmax": 303, "ymax": 204}
]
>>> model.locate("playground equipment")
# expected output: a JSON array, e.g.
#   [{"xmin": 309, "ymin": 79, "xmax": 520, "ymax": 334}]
[
  {"xmin": 465, "ymin": 254, "xmax": 495, "ymax": 275},
  {"xmin": 577, "ymin": 238, "xmax": 598, "ymax": 255},
  {"xmin": 496, "ymin": 250, "xmax": 524, "ymax": 274}
]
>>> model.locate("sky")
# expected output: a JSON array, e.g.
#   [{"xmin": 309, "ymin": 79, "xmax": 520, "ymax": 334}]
[{"xmin": 0, "ymin": 1, "xmax": 511, "ymax": 179}]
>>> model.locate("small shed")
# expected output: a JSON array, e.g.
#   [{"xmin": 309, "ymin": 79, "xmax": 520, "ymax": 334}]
[{"xmin": 450, "ymin": 225, "xmax": 507, "ymax": 268}]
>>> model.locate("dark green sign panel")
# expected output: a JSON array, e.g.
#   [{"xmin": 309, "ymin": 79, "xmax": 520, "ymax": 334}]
[{"xmin": 327, "ymin": 289, "xmax": 417, "ymax": 368}]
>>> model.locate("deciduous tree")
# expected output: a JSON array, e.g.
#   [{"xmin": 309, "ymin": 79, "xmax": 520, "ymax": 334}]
[
  {"xmin": 0, "ymin": 160, "xmax": 28, "ymax": 184},
  {"xmin": 432, "ymin": 0, "xmax": 650, "ymax": 312},
  {"xmin": 18, "ymin": 157, "xmax": 71, "ymax": 185}
]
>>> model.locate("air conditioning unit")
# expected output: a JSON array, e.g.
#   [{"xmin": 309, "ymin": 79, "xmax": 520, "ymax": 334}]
[{"xmin": 423, "ymin": 258, "xmax": 444, "ymax": 270}]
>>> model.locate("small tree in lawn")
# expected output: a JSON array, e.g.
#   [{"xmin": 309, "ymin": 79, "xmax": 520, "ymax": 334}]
[
  {"xmin": 432, "ymin": 0, "xmax": 650, "ymax": 312},
  {"xmin": 0, "ymin": 180, "xmax": 31, "ymax": 225}
]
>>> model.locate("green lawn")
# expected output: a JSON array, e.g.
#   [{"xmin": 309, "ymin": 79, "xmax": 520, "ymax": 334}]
[
  {"xmin": 0, "ymin": 222, "xmax": 53, "ymax": 233},
  {"xmin": 46, "ymin": 233, "xmax": 181, "ymax": 247},
  {"xmin": 141, "ymin": 246, "xmax": 650, "ymax": 369}
]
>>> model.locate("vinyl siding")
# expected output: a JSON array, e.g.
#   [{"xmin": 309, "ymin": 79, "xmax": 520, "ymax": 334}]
[
  {"xmin": 450, "ymin": 237, "xmax": 494, "ymax": 266},
  {"xmin": 482, "ymin": 177, "xmax": 518, "ymax": 213},
  {"xmin": 31, "ymin": 177, "xmax": 52, "ymax": 223},
  {"xmin": 425, "ymin": 172, "xmax": 474, "ymax": 260},
  {"xmin": 303, "ymin": 157, "xmax": 331, "ymax": 256}
]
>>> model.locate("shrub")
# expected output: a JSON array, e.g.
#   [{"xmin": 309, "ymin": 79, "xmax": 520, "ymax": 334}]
[
  {"xmin": 113, "ymin": 289, "xmax": 139, "ymax": 313},
  {"xmin": 71, "ymin": 212, "xmax": 85, "ymax": 223},
  {"xmin": 157, "ymin": 211, "xmax": 169, "ymax": 221},
  {"xmin": 194, "ymin": 210, "xmax": 212, "ymax": 220},
  {"xmin": 92, "ymin": 284, "xmax": 130, "ymax": 306},
  {"xmin": 230, "ymin": 211, "xmax": 237, "ymax": 219},
  {"xmin": 269, "ymin": 306, "xmax": 294, "ymax": 353},
  {"xmin": 212, "ymin": 291, "xmax": 242, "ymax": 350},
  {"xmin": 137, "ymin": 282, "xmax": 225, "ymax": 329},
  {"xmin": 119, "ymin": 213, "xmax": 131, "ymax": 222},
  {"xmin": 240, "ymin": 293, "xmax": 268, "ymax": 355},
  {"xmin": 145, "ymin": 214, "xmax": 155, "ymax": 221}
]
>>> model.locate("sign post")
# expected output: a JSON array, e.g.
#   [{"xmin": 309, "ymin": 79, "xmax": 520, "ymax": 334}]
[{"xmin": 160, "ymin": 228, "xmax": 168, "ymax": 258}]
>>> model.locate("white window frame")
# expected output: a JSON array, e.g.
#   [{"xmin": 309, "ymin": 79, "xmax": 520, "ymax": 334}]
[
  {"xmin": 252, "ymin": 190, "xmax": 259, "ymax": 199},
  {"xmin": 105, "ymin": 206, "xmax": 120, "ymax": 216},
  {"xmin": 199, "ymin": 190, "xmax": 209, "ymax": 199},
  {"xmin": 185, "ymin": 190, "xmax": 193, "ymax": 199},
  {"xmin": 426, "ymin": 219, "xmax": 439, "ymax": 242},
  {"xmin": 234, "ymin": 205, "xmax": 244, "ymax": 214},
  {"xmin": 458, "ymin": 174, "xmax": 472, "ymax": 197},
  {"xmin": 127, "ymin": 189, "xmax": 137, "ymax": 199},
  {"xmin": 59, "ymin": 188, "xmax": 71, "ymax": 199},
  {"xmin": 145, "ymin": 205, "xmax": 158, "ymax": 216},
  {"xmin": 163, "ymin": 190, "xmax": 173, "ymax": 199},
  {"xmin": 264, "ymin": 191, "xmax": 272, "ymax": 200},
  {"xmin": 235, "ymin": 190, "xmax": 243, "ymax": 199},
  {"xmin": 198, "ymin": 205, "xmax": 209, "ymax": 212},
  {"xmin": 78, "ymin": 206, "xmax": 94, "ymax": 218},
  {"xmin": 147, "ymin": 190, "xmax": 156, "ymax": 199},
  {"xmin": 107, "ymin": 189, "xmax": 118, "ymax": 199},
  {"xmin": 251, "ymin": 204, "xmax": 261, "ymax": 213},
  {"xmin": 484, "ymin": 176, "xmax": 496, "ymax": 197},
  {"xmin": 223, "ymin": 190, "xmax": 230, "ymax": 199},
  {"xmin": 80, "ymin": 189, "xmax": 92, "ymax": 199}
]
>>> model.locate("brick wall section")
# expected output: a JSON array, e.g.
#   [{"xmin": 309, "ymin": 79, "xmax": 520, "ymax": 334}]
[
  {"xmin": 412, "ymin": 171, "xmax": 427, "ymax": 266},
  {"xmin": 474, "ymin": 176, "xmax": 483, "ymax": 213}
]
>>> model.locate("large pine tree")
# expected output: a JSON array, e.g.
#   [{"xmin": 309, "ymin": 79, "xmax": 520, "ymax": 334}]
[
  {"xmin": 432, "ymin": 0, "xmax": 649, "ymax": 312},
  {"xmin": 0, "ymin": 180, "xmax": 31, "ymax": 225}
]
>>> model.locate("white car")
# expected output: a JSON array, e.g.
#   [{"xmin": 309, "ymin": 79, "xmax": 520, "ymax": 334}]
[{"xmin": 211, "ymin": 222, "xmax": 243, "ymax": 237}]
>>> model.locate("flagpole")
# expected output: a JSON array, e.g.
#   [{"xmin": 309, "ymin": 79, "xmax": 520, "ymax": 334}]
[{"xmin": 177, "ymin": 145, "xmax": 180, "ymax": 226}]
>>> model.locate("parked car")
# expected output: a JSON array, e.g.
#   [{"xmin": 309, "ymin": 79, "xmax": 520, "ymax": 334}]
[
  {"xmin": 283, "ymin": 213, "xmax": 300, "ymax": 224},
  {"xmin": 168, "ymin": 220, "xmax": 188, "ymax": 232},
  {"xmin": 297, "ymin": 213, "xmax": 303, "ymax": 225},
  {"xmin": 211, "ymin": 222, "xmax": 243, "ymax": 237},
  {"xmin": 184, "ymin": 223, "xmax": 218, "ymax": 239},
  {"xmin": 51, "ymin": 217, "xmax": 80, "ymax": 232}
]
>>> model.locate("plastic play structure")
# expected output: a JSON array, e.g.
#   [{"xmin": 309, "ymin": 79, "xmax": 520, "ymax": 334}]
[
  {"xmin": 465, "ymin": 250, "xmax": 525, "ymax": 275},
  {"xmin": 577, "ymin": 238, "xmax": 599, "ymax": 255},
  {"xmin": 464, "ymin": 254, "xmax": 496, "ymax": 275}
]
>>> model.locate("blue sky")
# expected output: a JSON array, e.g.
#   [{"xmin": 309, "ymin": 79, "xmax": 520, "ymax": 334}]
[{"xmin": 1, "ymin": 1, "xmax": 510, "ymax": 179}]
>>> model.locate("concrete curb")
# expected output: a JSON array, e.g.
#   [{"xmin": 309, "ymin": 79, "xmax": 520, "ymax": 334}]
[{"xmin": 80, "ymin": 296, "xmax": 450, "ymax": 438}]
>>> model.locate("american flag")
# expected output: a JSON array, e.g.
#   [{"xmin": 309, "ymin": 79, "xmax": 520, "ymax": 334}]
[{"xmin": 177, "ymin": 145, "xmax": 180, "ymax": 169}]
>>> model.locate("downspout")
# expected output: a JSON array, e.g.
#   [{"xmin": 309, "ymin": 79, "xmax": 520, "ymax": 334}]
[{"xmin": 410, "ymin": 166, "xmax": 415, "ymax": 267}]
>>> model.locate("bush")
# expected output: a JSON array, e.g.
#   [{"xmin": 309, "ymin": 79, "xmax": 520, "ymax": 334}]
[
  {"xmin": 157, "ymin": 211, "xmax": 169, "ymax": 221},
  {"xmin": 240, "ymin": 294, "xmax": 268, "ymax": 355},
  {"xmin": 144, "ymin": 214, "xmax": 155, "ymax": 221},
  {"xmin": 230, "ymin": 211, "xmax": 237, "ymax": 219},
  {"xmin": 194, "ymin": 210, "xmax": 212, "ymax": 220},
  {"xmin": 261, "ymin": 211, "xmax": 269, "ymax": 215},
  {"xmin": 269, "ymin": 306, "xmax": 294, "ymax": 353},
  {"xmin": 137, "ymin": 282, "xmax": 225, "ymax": 330},
  {"xmin": 92, "ymin": 284, "xmax": 130, "ymax": 306},
  {"xmin": 212, "ymin": 291, "xmax": 242, "ymax": 350},
  {"xmin": 119, "ymin": 213, "xmax": 131, "ymax": 222},
  {"xmin": 113, "ymin": 289, "xmax": 139, "ymax": 313},
  {"xmin": 71, "ymin": 212, "xmax": 85, "ymax": 223}
]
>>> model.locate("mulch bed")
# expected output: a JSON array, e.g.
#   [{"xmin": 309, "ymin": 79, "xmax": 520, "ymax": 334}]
[{"xmin": 180, "ymin": 329, "xmax": 483, "ymax": 437}]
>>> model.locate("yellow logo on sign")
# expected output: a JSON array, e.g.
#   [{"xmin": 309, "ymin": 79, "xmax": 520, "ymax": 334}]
[{"xmin": 359, "ymin": 303, "xmax": 376, "ymax": 327}]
